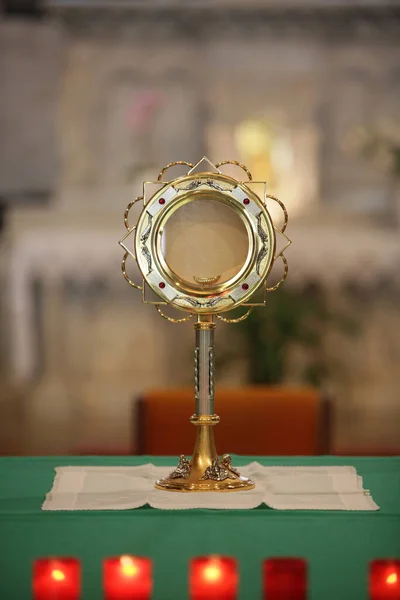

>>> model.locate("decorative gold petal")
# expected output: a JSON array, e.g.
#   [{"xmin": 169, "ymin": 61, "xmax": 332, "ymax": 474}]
[
  {"xmin": 215, "ymin": 160, "xmax": 253, "ymax": 181},
  {"xmin": 157, "ymin": 161, "xmax": 194, "ymax": 182},
  {"xmin": 265, "ymin": 194, "xmax": 288, "ymax": 233},
  {"xmin": 216, "ymin": 307, "xmax": 253, "ymax": 323},
  {"xmin": 266, "ymin": 254, "xmax": 289, "ymax": 292},
  {"xmin": 155, "ymin": 305, "xmax": 194, "ymax": 323},
  {"xmin": 121, "ymin": 251, "xmax": 143, "ymax": 290},
  {"xmin": 124, "ymin": 196, "xmax": 143, "ymax": 230}
]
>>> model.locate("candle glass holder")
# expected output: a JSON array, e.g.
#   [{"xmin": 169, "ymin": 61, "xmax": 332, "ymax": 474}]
[
  {"xmin": 103, "ymin": 556, "xmax": 152, "ymax": 600},
  {"xmin": 263, "ymin": 557, "xmax": 308, "ymax": 600},
  {"xmin": 33, "ymin": 557, "xmax": 81, "ymax": 600},
  {"xmin": 369, "ymin": 559, "xmax": 400, "ymax": 600},
  {"xmin": 190, "ymin": 555, "xmax": 238, "ymax": 600}
]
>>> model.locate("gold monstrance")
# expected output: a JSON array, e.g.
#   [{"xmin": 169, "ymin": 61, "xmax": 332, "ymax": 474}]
[{"xmin": 119, "ymin": 158, "xmax": 291, "ymax": 492}]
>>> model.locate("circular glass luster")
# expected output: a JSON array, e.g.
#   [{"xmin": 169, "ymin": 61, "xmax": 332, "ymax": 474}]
[{"xmin": 160, "ymin": 197, "xmax": 249, "ymax": 288}]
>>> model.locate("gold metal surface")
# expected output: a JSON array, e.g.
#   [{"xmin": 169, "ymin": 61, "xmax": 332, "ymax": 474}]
[
  {"xmin": 134, "ymin": 172, "xmax": 276, "ymax": 313},
  {"xmin": 216, "ymin": 307, "xmax": 254, "ymax": 324},
  {"xmin": 118, "ymin": 158, "xmax": 291, "ymax": 493},
  {"xmin": 215, "ymin": 160, "xmax": 253, "ymax": 181},
  {"xmin": 152, "ymin": 186, "xmax": 257, "ymax": 300},
  {"xmin": 124, "ymin": 196, "xmax": 143, "ymax": 230},
  {"xmin": 119, "ymin": 159, "xmax": 291, "ymax": 319},
  {"xmin": 142, "ymin": 283, "xmax": 167, "ymax": 306},
  {"xmin": 274, "ymin": 228, "xmax": 292, "ymax": 260},
  {"xmin": 266, "ymin": 193, "xmax": 288, "ymax": 233},
  {"xmin": 157, "ymin": 161, "xmax": 194, "ymax": 182},
  {"xmin": 119, "ymin": 227, "xmax": 136, "ymax": 260},
  {"xmin": 155, "ymin": 305, "xmax": 193, "ymax": 323},
  {"xmin": 155, "ymin": 413, "xmax": 254, "ymax": 492},
  {"xmin": 265, "ymin": 254, "xmax": 289, "ymax": 292},
  {"xmin": 121, "ymin": 251, "xmax": 143, "ymax": 290},
  {"xmin": 190, "ymin": 414, "xmax": 220, "ymax": 426},
  {"xmin": 194, "ymin": 321, "xmax": 216, "ymax": 331},
  {"xmin": 193, "ymin": 314, "xmax": 215, "ymax": 332},
  {"xmin": 193, "ymin": 275, "xmax": 221, "ymax": 286}
]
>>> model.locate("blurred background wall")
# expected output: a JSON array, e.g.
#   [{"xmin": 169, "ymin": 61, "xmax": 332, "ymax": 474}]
[{"xmin": 0, "ymin": 0, "xmax": 399, "ymax": 455}]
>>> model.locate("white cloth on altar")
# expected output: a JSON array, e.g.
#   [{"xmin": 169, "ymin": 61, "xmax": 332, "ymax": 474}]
[{"xmin": 42, "ymin": 463, "xmax": 379, "ymax": 511}]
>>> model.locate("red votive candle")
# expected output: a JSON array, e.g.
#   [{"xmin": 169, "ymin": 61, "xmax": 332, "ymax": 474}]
[
  {"xmin": 33, "ymin": 557, "xmax": 81, "ymax": 600},
  {"xmin": 190, "ymin": 556, "xmax": 238, "ymax": 600},
  {"xmin": 369, "ymin": 559, "xmax": 400, "ymax": 600},
  {"xmin": 103, "ymin": 556, "xmax": 152, "ymax": 600},
  {"xmin": 263, "ymin": 557, "xmax": 307, "ymax": 600}
]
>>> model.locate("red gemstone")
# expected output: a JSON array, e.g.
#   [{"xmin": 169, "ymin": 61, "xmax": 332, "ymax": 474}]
[
  {"xmin": 159, "ymin": 282, "xmax": 165, "ymax": 289},
  {"xmin": 242, "ymin": 283, "xmax": 249, "ymax": 290},
  {"xmin": 243, "ymin": 198, "xmax": 250, "ymax": 205},
  {"xmin": 159, "ymin": 198, "xmax": 165, "ymax": 205}
]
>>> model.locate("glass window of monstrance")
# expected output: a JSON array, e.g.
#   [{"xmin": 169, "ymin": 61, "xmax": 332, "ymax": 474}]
[{"xmin": 160, "ymin": 197, "xmax": 249, "ymax": 288}]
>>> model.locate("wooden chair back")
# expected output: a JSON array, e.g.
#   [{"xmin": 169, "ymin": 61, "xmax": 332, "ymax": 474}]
[{"xmin": 135, "ymin": 387, "xmax": 331, "ymax": 456}]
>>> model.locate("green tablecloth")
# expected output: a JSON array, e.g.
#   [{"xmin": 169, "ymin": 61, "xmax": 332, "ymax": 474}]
[{"xmin": 0, "ymin": 456, "xmax": 399, "ymax": 599}]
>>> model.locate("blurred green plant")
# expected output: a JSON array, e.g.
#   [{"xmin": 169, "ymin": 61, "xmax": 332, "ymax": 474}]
[{"xmin": 221, "ymin": 285, "xmax": 358, "ymax": 387}]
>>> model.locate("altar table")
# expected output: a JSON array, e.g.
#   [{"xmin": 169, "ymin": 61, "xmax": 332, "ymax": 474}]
[{"xmin": 0, "ymin": 456, "xmax": 399, "ymax": 599}]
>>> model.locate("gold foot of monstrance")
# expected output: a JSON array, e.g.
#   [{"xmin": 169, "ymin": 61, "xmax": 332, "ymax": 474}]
[{"xmin": 118, "ymin": 158, "xmax": 291, "ymax": 492}]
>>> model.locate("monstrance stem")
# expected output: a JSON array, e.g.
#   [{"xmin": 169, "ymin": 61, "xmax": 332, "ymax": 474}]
[{"xmin": 194, "ymin": 315, "xmax": 215, "ymax": 416}]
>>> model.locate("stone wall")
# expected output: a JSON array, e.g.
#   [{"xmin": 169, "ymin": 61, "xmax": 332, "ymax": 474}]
[{"xmin": 0, "ymin": 19, "xmax": 65, "ymax": 198}]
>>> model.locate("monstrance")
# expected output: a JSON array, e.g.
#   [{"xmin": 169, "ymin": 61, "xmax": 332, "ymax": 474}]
[{"xmin": 119, "ymin": 158, "xmax": 291, "ymax": 492}]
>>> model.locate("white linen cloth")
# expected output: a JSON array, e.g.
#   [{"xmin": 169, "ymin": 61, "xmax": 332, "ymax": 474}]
[{"xmin": 42, "ymin": 463, "xmax": 379, "ymax": 511}]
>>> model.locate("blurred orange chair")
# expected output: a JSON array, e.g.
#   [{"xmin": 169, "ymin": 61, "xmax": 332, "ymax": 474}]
[{"xmin": 134, "ymin": 387, "xmax": 331, "ymax": 456}]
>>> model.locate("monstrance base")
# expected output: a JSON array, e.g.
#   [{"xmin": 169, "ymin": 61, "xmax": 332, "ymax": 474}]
[
  {"xmin": 154, "ymin": 446, "xmax": 255, "ymax": 493},
  {"xmin": 155, "ymin": 415, "xmax": 255, "ymax": 493},
  {"xmin": 155, "ymin": 475, "xmax": 255, "ymax": 493}
]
